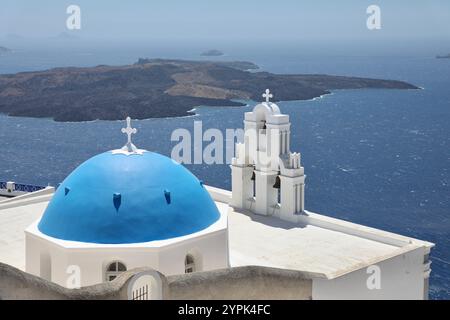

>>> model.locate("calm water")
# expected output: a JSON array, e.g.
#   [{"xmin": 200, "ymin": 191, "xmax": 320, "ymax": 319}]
[{"xmin": 0, "ymin": 47, "xmax": 449, "ymax": 299}]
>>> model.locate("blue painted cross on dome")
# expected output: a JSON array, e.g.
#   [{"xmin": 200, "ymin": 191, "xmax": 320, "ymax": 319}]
[{"xmin": 262, "ymin": 89, "xmax": 273, "ymax": 103}]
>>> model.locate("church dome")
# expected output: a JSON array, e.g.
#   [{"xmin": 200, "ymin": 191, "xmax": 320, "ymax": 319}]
[{"xmin": 38, "ymin": 150, "xmax": 220, "ymax": 244}]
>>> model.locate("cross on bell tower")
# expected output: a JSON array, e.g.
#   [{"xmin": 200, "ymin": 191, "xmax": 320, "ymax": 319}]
[
  {"xmin": 121, "ymin": 117, "xmax": 138, "ymax": 153},
  {"xmin": 262, "ymin": 89, "xmax": 273, "ymax": 103}
]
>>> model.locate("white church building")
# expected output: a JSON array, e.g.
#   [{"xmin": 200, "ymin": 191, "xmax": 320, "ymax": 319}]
[{"xmin": 0, "ymin": 90, "xmax": 434, "ymax": 299}]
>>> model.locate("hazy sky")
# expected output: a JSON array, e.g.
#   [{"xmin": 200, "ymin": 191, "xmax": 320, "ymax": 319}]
[{"xmin": 1, "ymin": 0, "xmax": 449, "ymax": 44}]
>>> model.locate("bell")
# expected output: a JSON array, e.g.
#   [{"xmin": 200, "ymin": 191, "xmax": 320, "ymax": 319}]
[{"xmin": 273, "ymin": 176, "xmax": 281, "ymax": 189}]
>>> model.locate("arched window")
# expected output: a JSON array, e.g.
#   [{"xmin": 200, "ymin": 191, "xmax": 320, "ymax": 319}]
[
  {"xmin": 185, "ymin": 254, "xmax": 196, "ymax": 274},
  {"xmin": 105, "ymin": 261, "xmax": 127, "ymax": 282}
]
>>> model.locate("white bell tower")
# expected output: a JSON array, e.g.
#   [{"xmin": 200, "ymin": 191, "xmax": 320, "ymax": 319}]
[{"xmin": 231, "ymin": 89, "xmax": 306, "ymax": 222}]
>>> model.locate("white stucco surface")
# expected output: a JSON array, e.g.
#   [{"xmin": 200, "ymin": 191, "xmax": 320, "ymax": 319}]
[
  {"xmin": 228, "ymin": 208, "xmax": 396, "ymax": 276},
  {"xmin": 312, "ymin": 246, "xmax": 428, "ymax": 299},
  {"xmin": 0, "ymin": 200, "xmax": 48, "ymax": 270},
  {"xmin": 0, "ymin": 187, "xmax": 433, "ymax": 298},
  {"xmin": 219, "ymin": 190, "xmax": 433, "ymax": 280},
  {"xmin": 0, "ymin": 189, "xmax": 432, "ymax": 279}
]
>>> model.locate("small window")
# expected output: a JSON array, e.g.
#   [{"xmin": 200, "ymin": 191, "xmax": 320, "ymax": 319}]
[
  {"xmin": 117, "ymin": 262, "xmax": 127, "ymax": 271},
  {"xmin": 105, "ymin": 261, "xmax": 127, "ymax": 282},
  {"xmin": 185, "ymin": 254, "xmax": 196, "ymax": 274}
]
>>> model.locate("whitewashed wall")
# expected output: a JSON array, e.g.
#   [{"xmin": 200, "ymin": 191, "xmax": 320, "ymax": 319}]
[
  {"xmin": 26, "ymin": 229, "xmax": 228, "ymax": 288},
  {"xmin": 312, "ymin": 246, "xmax": 428, "ymax": 300}
]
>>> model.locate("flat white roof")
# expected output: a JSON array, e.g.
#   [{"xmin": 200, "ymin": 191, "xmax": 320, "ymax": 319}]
[
  {"xmin": 228, "ymin": 208, "xmax": 404, "ymax": 278},
  {"xmin": 0, "ymin": 187, "xmax": 433, "ymax": 280},
  {"xmin": 208, "ymin": 187, "xmax": 433, "ymax": 279},
  {"xmin": 0, "ymin": 201, "xmax": 48, "ymax": 270},
  {"xmin": 206, "ymin": 186, "xmax": 433, "ymax": 279}
]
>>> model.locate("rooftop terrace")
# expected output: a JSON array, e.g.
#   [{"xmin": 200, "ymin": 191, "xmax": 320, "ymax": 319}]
[{"xmin": 0, "ymin": 186, "xmax": 433, "ymax": 280}]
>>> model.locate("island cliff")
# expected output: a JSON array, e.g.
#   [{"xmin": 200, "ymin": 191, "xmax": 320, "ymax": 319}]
[{"xmin": 0, "ymin": 59, "xmax": 419, "ymax": 122}]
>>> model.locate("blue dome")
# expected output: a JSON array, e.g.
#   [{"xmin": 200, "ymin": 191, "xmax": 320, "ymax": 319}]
[{"xmin": 38, "ymin": 151, "xmax": 220, "ymax": 244}]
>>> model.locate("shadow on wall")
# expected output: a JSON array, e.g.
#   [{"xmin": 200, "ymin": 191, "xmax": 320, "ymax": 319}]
[{"xmin": 0, "ymin": 262, "xmax": 314, "ymax": 300}]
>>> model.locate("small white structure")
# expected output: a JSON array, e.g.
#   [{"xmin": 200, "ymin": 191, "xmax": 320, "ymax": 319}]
[
  {"xmin": 25, "ymin": 118, "xmax": 229, "ymax": 287},
  {"xmin": 231, "ymin": 89, "xmax": 306, "ymax": 222}
]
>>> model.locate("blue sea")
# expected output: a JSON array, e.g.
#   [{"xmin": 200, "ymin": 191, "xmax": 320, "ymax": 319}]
[{"xmin": 0, "ymin": 45, "xmax": 449, "ymax": 299}]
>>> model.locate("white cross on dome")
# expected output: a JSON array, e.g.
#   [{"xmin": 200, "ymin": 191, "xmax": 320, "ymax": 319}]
[
  {"xmin": 121, "ymin": 116, "xmax": 137, "ymax": 148},
  {"xmin": 112, "ymin": 116, "xmax": 145, "ymax": 155}
]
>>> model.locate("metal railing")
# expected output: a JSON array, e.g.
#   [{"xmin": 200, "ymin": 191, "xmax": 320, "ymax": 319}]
[{"xmin": 0, "ymin": 181, "xmax": 47, "ymax": 193}]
